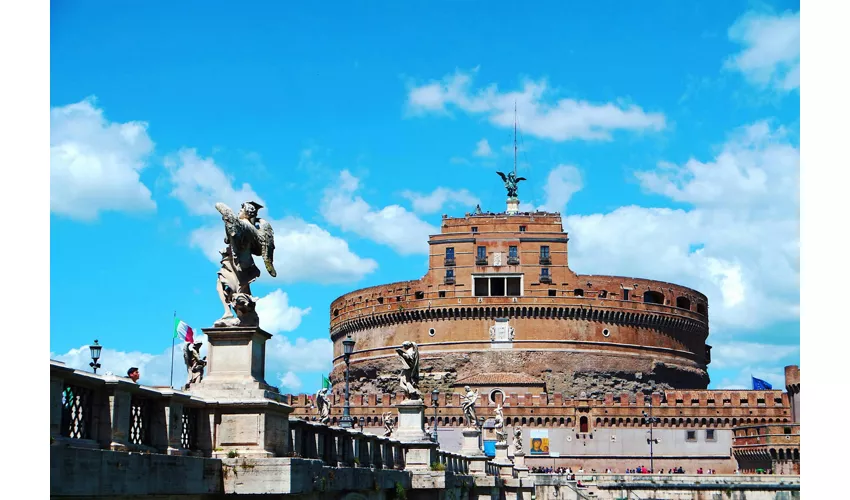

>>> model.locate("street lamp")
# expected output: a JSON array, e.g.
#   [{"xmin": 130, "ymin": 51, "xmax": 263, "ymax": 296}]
[
  {"xmin": 642, "ymin": 393, "xmax": 661, "ymax": 473},
  {"xmin": 89, "ymin": 340, "xmax": 102, "ymax": 374},
  {"xmin": 431, "ymin": 389, "xmax": 439, "ymax": 443},
  {"xmin": 359, "ymin": 416, "xmax": 365, "ymax": 432},
  {"xmin": 339, "ymin": 334, "xmax": 356, "ymax": 429}
]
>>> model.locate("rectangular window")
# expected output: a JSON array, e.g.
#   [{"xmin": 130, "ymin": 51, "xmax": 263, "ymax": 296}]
[
  {"xmin": 445, "ymin": 269, "xmax": 454, "ymax": 278},
  {"xmin": 438, "ymin": 291, "xmax": 446, "ymax": 298},
  {"xmin": 509, "ymin": 246, "xmax": 518, "ymax": 258},
  {"xmin": 519, "ymin": 225, "xmax": 527, "ymax": 232},
  {"xmin": 675, "ymin": 398, "xmax": 684, "ymax": 405},
  {"xmin": 540, "ymin": 246, "xmax": 550, "ymax": 258},
  {"xmin": 446, "ymin": 247, "xmax": 454, "ymax": 259},
  {"xmin": 622, "ymin": 289, "xmax": 630, "ymax": 301},
  {"xmin": 471, "ymin": 226, "xmax": 478, "ymax": 233},
  {"xmin": 740, "ymin": 398, "xmax": 748, "ymax": 405},
  {"xmin": 490, "ymin": 278, "xmax": 506, "ymax": 296},
  {"xmin": 707, "ymin": 398, "xmax": 715, "ymax": 405},
  {"xmin": 691, "ymin": 398, "xmax": 699, "ymax": 406},
  {"xmin": 548, "ymin": 289, "xmax": 557, "ymax": 297},
  {"xmin": 474, "ymin": 278, "xmax": 489, "ymax": 297},
  {"xmin": 686, "ymin": 431, "xmax": 696, "ymax": 442},
  {"xmin": 723, "ymin": 398, "xmax": 731, "ymax": 405},
  {"xmin": 784, "ymin": 427, "xmax": 792, "ymax": 435},
  {"xmin": 706, "ymin": 429, "xmax": 716, "ymax": 441},
  {"xmin": 477, "ymin": 246, "xmax": 486, "ymax": 259},
  {"xmin": 541, "ymin": 268, "xmax": 550, "ymax": 276},
  {"xmin": 507, "ymin": 277, "xmax": 522, "ymax": 296},
  {"xmin": 757, "ymin": 398, "xmax": 766, "ymax": 406}
]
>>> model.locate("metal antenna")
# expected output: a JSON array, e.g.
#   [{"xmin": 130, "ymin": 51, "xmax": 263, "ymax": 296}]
[{"xmin": 513, "ymin": 101, "xmax": 518, "ymax": 176}]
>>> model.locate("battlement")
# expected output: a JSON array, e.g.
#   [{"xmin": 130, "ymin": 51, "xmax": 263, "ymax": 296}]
[{"xmin": 285, "ymin": 388, "xmax": 792, "ymax": 429}]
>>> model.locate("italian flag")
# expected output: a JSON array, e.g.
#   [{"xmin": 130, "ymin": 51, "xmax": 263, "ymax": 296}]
[{"xmin": 173, "ymin": 317, "xmax": 195, "ymax": 343}]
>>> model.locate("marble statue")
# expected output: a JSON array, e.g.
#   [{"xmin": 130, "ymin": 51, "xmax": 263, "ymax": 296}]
[
  {"xmin": 183, "ymin": 342, "xmax": 207, "ymax": 389},
  {"xmin": 314, "ymin": 388, "xmax": 332, "ymax": 424},
  {"xmin": 212, "ymin": 201, "xmax": 277, "ymax": 328},
  {"xmin": 494, "ymin": 404, "xmax": 507, "ymax": 443},
  {"xmin": 513, "ymin": 426, "xmax": 523, "ymax": 454},
  {"xmin": 461, "ymin": 385, "xmax": 479, "ymax": 427},
  {"xmin": 395, "ymin": 341, "xmax": 421, "ymax": 399},
  {"xmin": 496, "ymin": 171, "xmax": 526, "ymax": 199},
  {"xmin": 383, "ymin": 412, "xmax": 396, "ymax": 437}
]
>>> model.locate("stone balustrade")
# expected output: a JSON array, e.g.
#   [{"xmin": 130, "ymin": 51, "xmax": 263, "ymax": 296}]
[
  {"xmin": 287, "ymin": 418, "xmax": 408, "ymax": 470},
  {"xmin": 50, "ymin": 360, "xmax": 211, "ymax": 455}
]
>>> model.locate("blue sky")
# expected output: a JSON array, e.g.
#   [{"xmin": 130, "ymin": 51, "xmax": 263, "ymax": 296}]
[{"xmin": 49, "ymin": 1, "xmax": 800, "ymax": 393}]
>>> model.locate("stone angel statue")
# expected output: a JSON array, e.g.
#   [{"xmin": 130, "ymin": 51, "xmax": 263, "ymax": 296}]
[
  {"xmin": 183, "ymin": 341, "xmax": 207, "ymax": 390},
  {"xmin": 314, "ymin": 388, "xmax": 332, "ymax": 424},
  {"xmin": 382, "ymin": 412, "xmax": 396, "ymax": 437},
  {"xmin": 213, "ymin": 201, "xmax": 276, "ymax": 327},
  {"xmin": 496, "ymin": 171, "xmax": 526, "ymax": 198},
  {"xmin": 513, "ymin": 426, "xmax": 523, "ymax": 455},
  {"xmin": 494, "ymin": 404, "xmax": 507, "ymax": 443},
  {"xmin": 461, "ymin": 385, "xmax": 479, "ymax": 427},
  {"xmin": 395, "ymin": 341, "xmax": 421, "ymax": 400}
]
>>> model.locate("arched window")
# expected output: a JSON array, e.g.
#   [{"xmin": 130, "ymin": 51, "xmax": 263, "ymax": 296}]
[
  {"xmin": 489, "ymin": 389, "xmax": 505, "ymax": 404},
  {"xmin": 676, "ymin": 296, "xmax": 691, "ymax": 310},
  {"xmin": 696, "ymin": 303, "xmax": 707, "ymax": 315},
  {"xmin": 643, "ymin": 291, "xmax": 664, "ymax": 304},
  {"xmin": 574, "ymin": 289, "xmax": 584, "ymax": 297},
  {"xmin": 580, "ymin": 416, "xmax": 589, "ymax": 433}
]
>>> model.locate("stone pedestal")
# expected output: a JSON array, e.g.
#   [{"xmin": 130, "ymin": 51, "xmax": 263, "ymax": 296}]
[
  {"xmin": 506, "ymin": 197, "xmax": 520, "ymax": 214},
  {"xmin": 493, "ymin": 441, "xmax": 514, "ymax": 477},
  {"xmin": 460, "ymin": 427, "xmax": 489, "ymax": 475},
  {"xmin": 192, "ymin": 327, "xmax": 281, "ymax": 400},
  {"xmin": 394, "ymin": 399, "xmax": 437, "ymax": 470},
  {"xmin": 512, "ymin": 451, "xmax": 529, "ymax": 477},
  {"xmin": 190, "ymin": 326, "xmax": 292, "ymax": 458}
]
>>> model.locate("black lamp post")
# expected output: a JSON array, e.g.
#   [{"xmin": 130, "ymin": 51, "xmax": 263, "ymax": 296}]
[
  {"xmin": 643, "ymin": 394, "xmax": 661, "ymax": 473},
  {"xmin": 431, "ymin": 389, "xmax": 439, "ymax": 443},
  {"xmin": 339, "ymin": 334, "xmax": 356, "ymax": 429},
  {"xmin": 359, "ymin": 416, "xmax": 365, "ymax": 432},
  {"xmin": 89, "ymin": 340, "xmax": 102, "ymax": 374}
]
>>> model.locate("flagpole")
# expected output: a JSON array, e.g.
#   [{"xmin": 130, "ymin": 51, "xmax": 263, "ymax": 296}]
[{"xmin": 170, "ymin": 310, "xmax": 176, "ymax": 389}]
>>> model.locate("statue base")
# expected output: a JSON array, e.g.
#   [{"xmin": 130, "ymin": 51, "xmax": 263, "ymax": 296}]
[
  {"xmin": 460, "ymin": 427, "xmax": 486, "ymax": 456},
  {"xmin": 513, "ymin": 451, "xmax": 529, "ymax": 477},
  {"xmin": 190, "ymin": 326, "xmax": 282, "ymax": 401},
  {"xmin": 393, "ymin": 399, "xmax": 430, "ymax": 442},
  {"xmin": 493, "ymin": 441, "xmax": 514, "ymax": 477},
  {"xmin": 506, "ymin": 197, "xmax": 520, "ymax": 215}
]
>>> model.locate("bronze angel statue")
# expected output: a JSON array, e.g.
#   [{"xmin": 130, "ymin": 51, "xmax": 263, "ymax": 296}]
[
  {"xmin": 496, "ymin": 171, "xmax": 526, "ymax": 198},
  {"xmin": 213, "ymin": 201, "xmax": 277, "ymax": 327}
]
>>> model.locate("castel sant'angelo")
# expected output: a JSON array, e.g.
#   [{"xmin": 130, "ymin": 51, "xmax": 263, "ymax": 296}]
[{"xmin": 287, "ymin": 174, "xmax": 801, "ymax": 474}]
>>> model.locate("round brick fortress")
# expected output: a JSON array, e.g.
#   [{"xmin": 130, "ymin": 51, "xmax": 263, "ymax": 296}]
[{"xmin": 328, "ymin": 210, "xmax": 710, "ymax": 397}]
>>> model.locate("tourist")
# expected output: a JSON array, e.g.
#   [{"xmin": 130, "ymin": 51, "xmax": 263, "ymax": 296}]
[{"xmin": 127, "ymin": 367, "xmax": 140, "ymax": 383}]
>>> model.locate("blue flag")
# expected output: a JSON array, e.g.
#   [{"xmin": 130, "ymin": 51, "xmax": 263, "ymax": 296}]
[{"xmin": 752, "ymin": 376, "xmax": 772, "ymax": 390}]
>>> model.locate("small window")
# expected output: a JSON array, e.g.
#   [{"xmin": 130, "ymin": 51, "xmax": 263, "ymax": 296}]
[
  {"xmin": 598, "ymin": 290, "xmax": 608, "ymax": 298},
  {"xmin": 784, "ymin": 427, "xmax": 792, "ymax": 435},
  {"xmin": 740, "ymin": 398, "xmax": 748, "ymax": 405},
  {"xmin": 707, "ymin": 398, "xmax": 715, "ymax": 405},
  {"xmin": 622, "ymin": 289, "xmax": 630, "ymax": 301},
  {"xmin": 438, "ymin": 291, "xmax": 446, "ymax": 298},
  {"xmin": 519, "ymin": 225, "xmax": 527, "ymax": 232},
  {"xmin": 643, "ymin": 290, "xmax": 664, "ymax": 304},
  {"xmin": 471, "ymin": 226, "xmax": 478, "ymax": 233},
  {"xmin": 723, "ymin": 398, "xmax": 731, "ymax": 405},
  {"xmin": 686, "ymin": 430, "xmax": 696, "ymax": 442},
  {"xmin": 477, "ymin": 246, "xmax": 487, "ymax": 259},
  {"xmin": 445, "ymin": 269, "xmax": 454, "ymax": 278},
  {"xmin": 675, "ymin": 398, "xmax": 684, "ymax": 405},
  {"xmin": 676, "ymin": 296, "xmax": 691, "ymax": 310},
  {"xmin": 540, "ymin": 246, "xmax": 550, "ymax": 258},
  {"xmin": 706, "ymin": 429, "xmax": 716, "ymax": 441},
  {"xmin": 415, "ymin": 291, "xmax": 424, "ymax": 300},
  {"xmin": 377, "ymin": 297, "xmax": 384, "ymax": 305},
  {"xmin": 757, "ymin": 398, "xmax": 765, "ymax": 406},
  {"xmin": 697, "ymin": 303, "xmax": 707, "ymax": 315},
  {"xmin": 548, "ymin": 290, "xmax": 557, "ymax": 297},
  {"xmin": 446, "ymin": 247, "xmax": 455, "ymax": 259},
  {"xmin": 573, "ymin": 288, "xmax": 584, "ymax": 297},
  {"xmin": 396, "ymin": 296, "xmax": 402, "ymax": 303},
  {"xmin": 691, "ymin": 398, "xmax": 699, "ymax": 406},
  {"xmin": 509, "ymin": 246, "xmax": 518, "ymax": 258},
  {"xmin": 541, "ymin": 268, "xmax": 550, "ymax": 276},
  {"xmin": 333, "ymin": 309, "xmax": 339, "ymax": 317},
  {"xmin": 774, "ymin": 397, "xmax": 783, "ymax": 405}
]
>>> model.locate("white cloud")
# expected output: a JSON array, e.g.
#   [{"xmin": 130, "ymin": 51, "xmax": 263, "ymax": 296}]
[
  {"xmin": 166, "ymin": 150, "xmax": 378, "ymax": 284},
  {"xmin": 279, "ymin": 371, "xmax": 303, "ymax": 391},
  {"xmin": 50, "ymin": 289, "xmax": 330, "ymax": 390},
  {"xmin": 165, "ymin": 148, "xmax": 263, "ymax": 216},
  {"xmin": 50, "ymin": 97, "xmax": 156, "ymax": 220},
  {"xmin": 564, "ymin": 121, "xmax": 799, "ymax": 332},
  {"xmin": 321, "ymin": 170, "xmax": 438, "ymax": 254},
  {"xmin": 406, "ymin": 68, "xmax": 666, "ymax": 141},
  {"xmin": 401, "ymin": 187, "xmax": 480, "ymax": 214},
  {"xmin": 710, "ymin": 342, "xmax": 799, "ymax": 370},
  {"xmin": 715, "ymin": 365, "xmax": 789, "ymax": 391},
  {"xmin": 256, "ymin": 289, "xmax": 311, "ymax": 333},
  {"xmin": 725, "ymin": 11, "xmax": 800, "ymax": 91},
  {"xmin": 539, "ymin": 165, "xmax": 583, "ymax": 213},
  {"xmin": 473, "ymin": 138, "xmax": 493, "ymax": 157}
]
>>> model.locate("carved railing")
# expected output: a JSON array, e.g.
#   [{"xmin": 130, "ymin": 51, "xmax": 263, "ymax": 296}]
[
  {"xmin": 486, "ymin": 461, "xmax": 500, "ymax": 477},
  {"xmin": 50, "ymin": 360, "xmax": 209, "ymax": 455},
  {"xmin": 288, "ymin": 418, "xmax": 408, "ymax": 470},
  {"xmin": 435, "ymin": 450, "xmax": 471, "ymax": 474}
]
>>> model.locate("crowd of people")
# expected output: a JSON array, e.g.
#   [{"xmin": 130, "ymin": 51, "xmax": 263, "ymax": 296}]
[{"xmin": 529, "ymin": 465, "xmax": 726, "ymax": 475}]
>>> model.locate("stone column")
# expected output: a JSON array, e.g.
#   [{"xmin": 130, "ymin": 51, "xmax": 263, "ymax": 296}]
[
  {"xmin": 512, "ymin": 451, "xmax": 529, "ymax": 477},
  {"xmin": 460, "ymin": 427, "xmax": 490, "ymax": 475},
  {"xmin": 163, "ymin": 399, "xmax": 186, "ymax": 455},
  {"xmin": 50, "ymin": 375, "xmax": 65, "ymax": 438},
  {"xmin": 394, "ymin": 398, "xmax": 437, "ymax": 471},
  {"xmin": 105, "ymin": 386, "xmax": 132, "ymax": 451},
  {"xmin": 492, "ymin": 441, "xmax": 514, "ymax": 477}
]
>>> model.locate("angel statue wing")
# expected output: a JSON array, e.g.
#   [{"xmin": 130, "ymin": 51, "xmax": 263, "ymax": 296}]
[
  {"xmin": 215, "ymin": 202, "xmax": 239, "ymax": 241},
  {"xmin": 257, "ymin": 218, "xmax": 277, "ymax": 278},
  {"xmin": 516, "ymin": 177, "xmax": 527, "ymax": 182},
  {"xmin": 182, "ymin": 343, "xmax": 191, "ymax": 369},
  {"xmin": 496, "ymin": 171, "xmax": 508, "ymax": 182}
]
